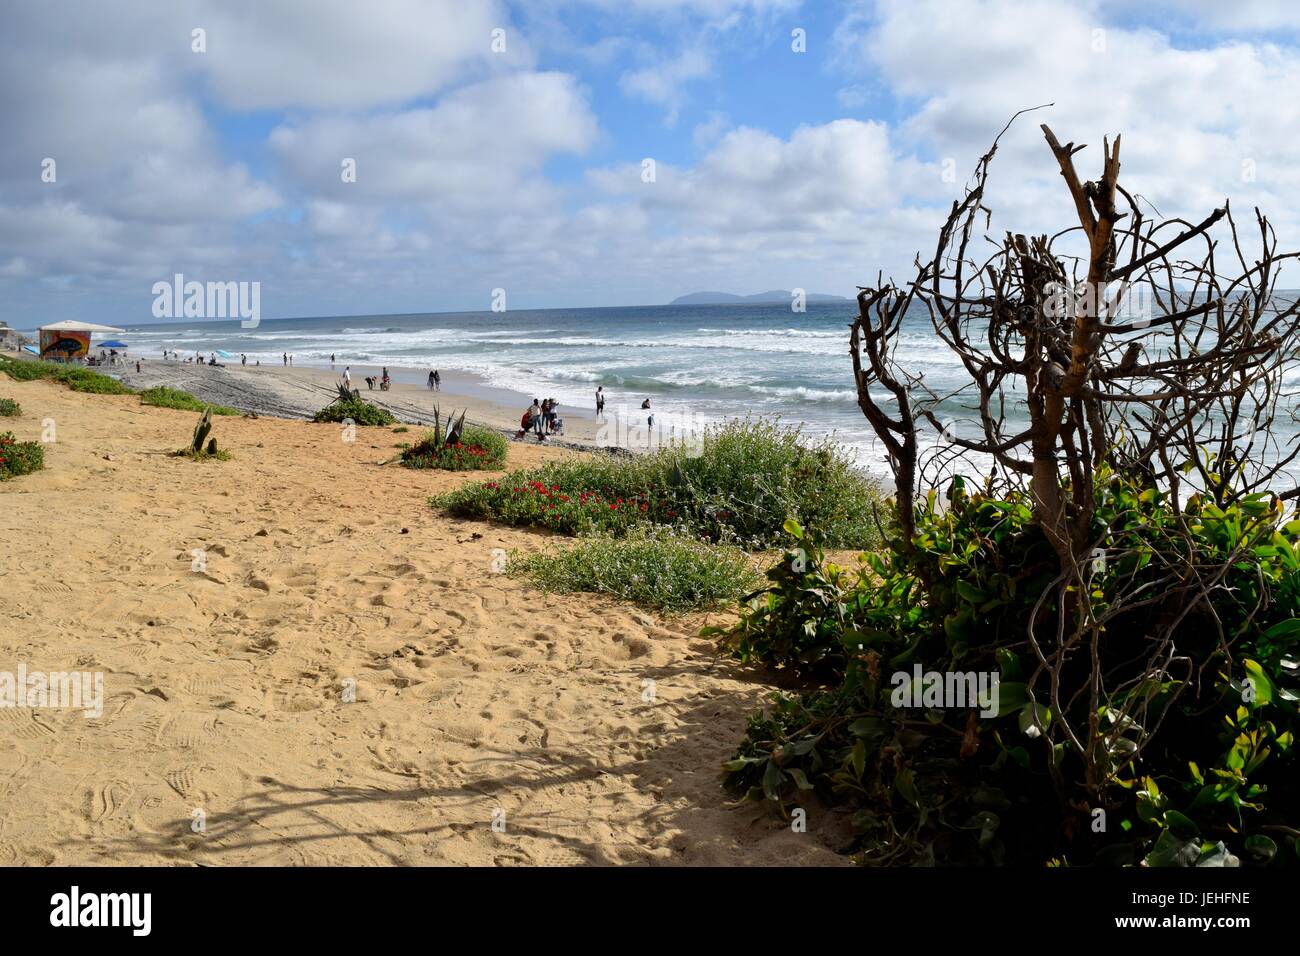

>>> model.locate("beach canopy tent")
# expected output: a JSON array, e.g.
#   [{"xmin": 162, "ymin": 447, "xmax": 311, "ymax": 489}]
[
  {"xmin": 36, "ymin": 321, "xmax": 126, "ymax": 362},
  {"xmin": 97, "ymin": 340, "xmax": 129, "ymax": 349}
]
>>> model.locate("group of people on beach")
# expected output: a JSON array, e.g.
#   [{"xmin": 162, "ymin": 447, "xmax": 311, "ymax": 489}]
[{"xmin": 518, "ymin": 398, "xmax": 562, "ymax": 441}]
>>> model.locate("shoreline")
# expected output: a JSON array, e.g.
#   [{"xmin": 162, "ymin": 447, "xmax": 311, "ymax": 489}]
[{"xmin": 101, "ymin": 356, "xmax": 620, "ymax": 454}]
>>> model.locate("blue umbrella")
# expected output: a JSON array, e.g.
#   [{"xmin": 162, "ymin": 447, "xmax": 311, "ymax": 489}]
[
  {"xmin": 215, "ymin": 349, "xmax": 232, "ymax": 358},
  {"xmin": 22, "ymin": 345, "xmax": 37, "ymax": 354},
  {"xmin": 97, "ymin": 340, "xmax": 129, "ymax": 349}
]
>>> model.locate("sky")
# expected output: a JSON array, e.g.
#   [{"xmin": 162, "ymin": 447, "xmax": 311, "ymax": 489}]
[{"xmin": 3, "ymin": 0, "xmax": 1300, "ymax": 324}]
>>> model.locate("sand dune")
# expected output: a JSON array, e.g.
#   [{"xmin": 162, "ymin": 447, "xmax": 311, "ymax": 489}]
[{"xmin": 0, "ymin": 372, "xmax": 848, "ymax": 865}]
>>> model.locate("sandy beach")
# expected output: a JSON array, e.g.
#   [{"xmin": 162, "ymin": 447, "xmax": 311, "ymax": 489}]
[
  {"xmin": 0, "ymin": 368, "xmax": 848, "ymax": 865},
  {"xmin": 108, "ymin": 358, "xmax": 613, "ymax": 453}
]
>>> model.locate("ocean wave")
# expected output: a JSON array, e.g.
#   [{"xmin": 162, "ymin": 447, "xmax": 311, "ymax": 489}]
[
  {"xmin": 748, "ymin": 385, "xmax": 859, "ymax": 403},
  {"xmin": 695, "ymin": 327, "xmax": 847, "ymax": 339}
]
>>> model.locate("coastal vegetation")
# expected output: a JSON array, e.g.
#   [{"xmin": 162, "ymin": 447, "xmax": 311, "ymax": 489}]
[
  {"xmin": 0, "ymin": 397, "xmax": 19, "ymax": 417},
  {"xmin": 0, "ymin": 431, "xmax": 43, "ymax": 480},
  {"xmin": 313, "ymin": 384, "xmax": 397, "ymax": 426},
  {"xmin": 0, "ymin": 356, "xmax": 133, "ymax": 394},
  {"xmin": 508, "ymin": 526, "xmax": 762, "ymax": 613},
  {"xmin": 401, "ymin": 423, "xmax": 507, "ymax": 471},
  {"xmin": 433, "ymin": 420, "xmax": 882, "ymax": 549},
  {"xmin": 714, "ymin": 122, "xmax": 1300, "ymax": 867},
  {"xmin": 139, "ymin": 386, "xmax": 238, "ymax": 416}
]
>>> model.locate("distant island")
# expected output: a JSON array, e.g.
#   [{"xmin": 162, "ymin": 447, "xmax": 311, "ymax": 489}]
[{"xmin": 669, "ymin": 290, "xmax": 850, "ymax": 305}]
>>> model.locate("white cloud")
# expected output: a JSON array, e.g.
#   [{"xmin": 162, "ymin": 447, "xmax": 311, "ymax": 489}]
[
  {"xmin": 620, "ymin": 48, "xmax": 712, "ymax": 125},
  {"xmin": 191, "ymin": 0, "xmax": 522, "ymax": 110},
  {"xmin": 270, "ymin": 72, "xmax": 598, "ymax": 225},
  {"xmin": 838, "ymin": 0, "xmax": 1300, "ymax": 257}
]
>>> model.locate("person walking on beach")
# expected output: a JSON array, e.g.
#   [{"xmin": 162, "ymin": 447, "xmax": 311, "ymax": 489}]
[
  {"xmin": 343, "ymin": 366, "xmax": 352, "ymax": 390},
  {"xmin": 331, "ymin": 353, "xmax": 336, "ymax": 367},
  {"xmin": 596, "ymin": 386, "xmax": 605, "ymax": 417},
  {"xmin": 283, "ymin": 352, "xmax": 287, "ymax": 366},
  {"xmin": 432, "ymin": 369, "xmax": 441, "ymax": 391},
  {"xmin": 642, "ymin": 398, "xmax": 653, "ymax": 429},
  {"xmin": 241, "ymin": 354, "xmax": 247, "ymax": 365}
]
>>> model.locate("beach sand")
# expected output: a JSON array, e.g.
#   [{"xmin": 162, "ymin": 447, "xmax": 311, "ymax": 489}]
[
  {"xmin": 0, "ymin": 370, "xmax": 849, "ymax": 865},
  {"xmin": 109, "ymin": 358, "xmax": 613, "ymax": 452}
]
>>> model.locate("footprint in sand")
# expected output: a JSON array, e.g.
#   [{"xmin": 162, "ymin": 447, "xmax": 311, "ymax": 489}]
[
  {"xmin": 88, "ymin": 779, "xmax": 133, "ymax": 822},
  {"xmin": 162, "ymin": 714, "xmax": 210, "ymax": 749},
  {"xmin": 184, "ymin": 675, "xmax": 228, "ymax": 697},
  {"xmin": 164, "ymin": 767, "xmax": 197, "ymax": 797},
  {"xmin": 0, "ymin": 709, "xmax": 57, "ymax": 741},
  {"xmin": 34, "ymin": 581, "xmax": 74, "ymax": 597}
]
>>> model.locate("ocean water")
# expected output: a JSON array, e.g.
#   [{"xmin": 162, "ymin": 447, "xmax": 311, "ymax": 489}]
[
  {"xmin": 113, "ymin": 301, "xmax": 1300, "ymax": 486},
  {"xmin": 118, "ymin": 303, "xmax": 931, "ymax": 475}
]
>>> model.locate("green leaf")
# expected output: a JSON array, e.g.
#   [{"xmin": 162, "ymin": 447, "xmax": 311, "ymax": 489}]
[
  {"xmin": 1264, "ymin": 618, "xmax": 1300, "ymax": 641},
  {"xmin": 996, "ymin": 682, "xmax": 1031, "ymax": 717},
  {"xmin": 847, "ymin": 717, "xmax": 888, "ymax": 740},
  {"xmin": 1243, "ymin": 834, "xmax": 1277, "ymax": 865},
  {"xmin": 1244, "ymin": 659, "xmax": 1276, "ymax": 706},
  {"xmin": 787, "ymin": 768, "xmax": 815, "ymax": 791},
  {"xmin": 1163, "ymin": 810, "xmax": 1199, "ymax": 839},
  {"xmin": 1144, "ymin": 829, "xmax": 1201, "ymax": 867},
  {"xmin": 1195, "ymin": 842, "xmax": 1240, "ymax": 867},
  {"xmin": 782, "ymin": 517, "xmax": 805, "ymax": 540},
  {"xmin": 1019, "ymin": 703, "xmax": 1051, "ymax": 739},
  {"xmin": 761, "ymin": 760, "xmax": 783, "ymax": 801},
  {"xmin": 894, "ymin": 767, "xmax": 920, "ymax": 807},
  {"xmin": 850, "ymin": 739, "xmax": 866, "ymax": 779}
]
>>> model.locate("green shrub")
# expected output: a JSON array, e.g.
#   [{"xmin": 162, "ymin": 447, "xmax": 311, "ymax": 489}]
[
  {"xmin": 401, "ymin": 424, "xmax": 508, "ymax": 471},
  {"xmin": 0, "ymin": 431, "xmax": 44, "ymax": 479},
  {"xmin": 714, "ymin": 480, "xmax": 1300, "ymax": 867},
  {"xmin": 433, "ymin": 420, "xmax": 882, "ymax": 548},
  {"xmin": 171, "ymin": 448, "xmax": 231, "ymax": 462},
  {"xmin": 509, "ymin": 526, "xmax": 763, "ymax": 613},
  {"xmin": 313, "ymin": 396, "xmax": 396, "ymax": 426},
  {"xmin": 0, "ymin": 397, "xmax": 19, "ymax": 417},
  {"xmin": 0, "ymin": 356, "xmax": 133, "ymax": 394},
  {"xmin": 139, "ymin": 386, "xmax": 238, "ymax": 415},
  {"xmin": 392, "ymin": 426, "xmax": 409, "ymax": 433}
]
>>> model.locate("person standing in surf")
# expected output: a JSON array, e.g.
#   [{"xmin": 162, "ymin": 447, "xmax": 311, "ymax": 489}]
[{"xmin": 596, "ymin": 386, "xmax": 605, "ymax": 417}]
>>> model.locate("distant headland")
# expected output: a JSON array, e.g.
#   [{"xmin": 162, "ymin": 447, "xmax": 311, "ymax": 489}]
[{"xmin": 668, "ymin": 290, "xmax": 850, "ymax": 305}]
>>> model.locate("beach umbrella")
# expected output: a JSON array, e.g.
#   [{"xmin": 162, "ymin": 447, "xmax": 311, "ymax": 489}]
[
  {"xmin": 22, "ymin": 345, "xmax": 37, "ymax": 354},
  {"xmin": 215, "ymin": 349, "xmax": 232, "ymax": 358},
  {"xmin": 37, "ymin": 320, "xmax": 126, "ymax": 333},
  {"xmin": 97, "ymin": 340, "xmax": 129, "ymax": 349}
]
